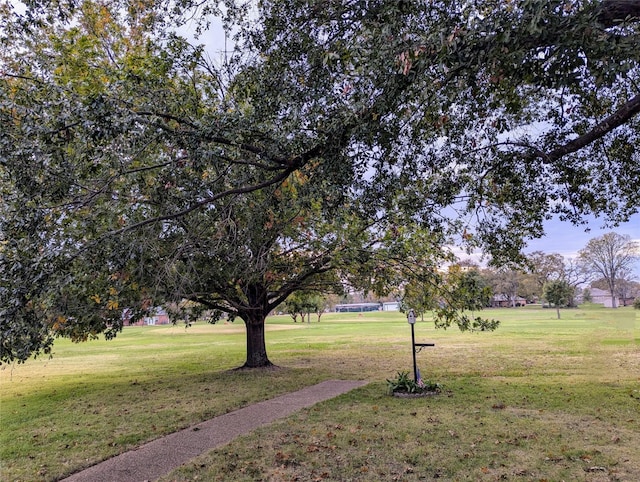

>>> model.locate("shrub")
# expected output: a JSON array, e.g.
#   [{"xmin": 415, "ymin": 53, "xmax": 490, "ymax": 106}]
[{"xmin": 386, "ymin": 370, "xmax": 442, "ymax": 395}]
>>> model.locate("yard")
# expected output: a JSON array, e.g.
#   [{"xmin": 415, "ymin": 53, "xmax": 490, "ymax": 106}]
[{"xmin": 1, "ymin": 305, "xmax": 638, "ymax": 481}]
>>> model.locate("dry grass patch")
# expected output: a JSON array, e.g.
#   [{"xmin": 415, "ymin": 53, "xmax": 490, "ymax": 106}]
[
  {"xmin": 2, "ymin": 307, "xmax": 638, "ymax": 481},
  {"xmin": 161, "ymin": 379, "xmax": 640, "ymax": 482}
]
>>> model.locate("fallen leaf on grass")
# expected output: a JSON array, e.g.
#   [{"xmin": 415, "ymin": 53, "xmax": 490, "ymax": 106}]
[{"xmin": 544, "ymin": 456, "xmax": 564, "ymax": 462}]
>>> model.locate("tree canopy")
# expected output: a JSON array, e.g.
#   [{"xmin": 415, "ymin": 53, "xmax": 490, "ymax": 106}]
[
  {"xmin": 543, "ymin": 279, "xmax": 574, "ymax": 318},
  {"xmin": 578, "ymin": 232, "xmax": 640, "ymax": 307},
  {"xmin": 2, "ymin": 0, "xmax": 639, "ymax": 365}
]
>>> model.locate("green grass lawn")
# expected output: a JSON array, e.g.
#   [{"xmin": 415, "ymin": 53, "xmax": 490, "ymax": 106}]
[{"xmin": 1, "ymin": 306, "xmax": 639, "ymax": 481}]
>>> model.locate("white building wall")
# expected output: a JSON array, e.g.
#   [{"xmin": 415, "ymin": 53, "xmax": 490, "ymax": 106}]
[
  {"xmin": 590, "ymin": 288, "xmax": 618, "ymax": 308},
  {"xmin": 382, "ymin": 302, "xmax": 400, "ymax": 311}
]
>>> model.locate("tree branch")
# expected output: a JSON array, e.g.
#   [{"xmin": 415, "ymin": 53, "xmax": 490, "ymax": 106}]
[
  {"xmin": 544, "ymin": 93, "xmax": 640, "ymax": 162},
  {"xmin": 598, "ymin": 0, "xmax": 640, "ymax": 27},
  {"xmin": 135, "ymin": 110, "xmax": 292, "ymax": 167},
  {"xmin": 107, "ymin": 167, "xmax": 296, "ymax": 238}
]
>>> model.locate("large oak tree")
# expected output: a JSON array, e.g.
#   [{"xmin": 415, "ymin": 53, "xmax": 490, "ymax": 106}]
[{"xmin": 2, "ymin": 0, "xmax": 639, "ymax": 365}]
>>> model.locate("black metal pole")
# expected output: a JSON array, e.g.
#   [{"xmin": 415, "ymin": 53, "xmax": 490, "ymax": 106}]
[{"xmin": 411, "ymin": 322, "xmax": 418, "ymax": 383}]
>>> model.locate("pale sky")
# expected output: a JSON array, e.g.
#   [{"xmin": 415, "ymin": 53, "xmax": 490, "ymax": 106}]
[
  {"xmin": 450, "ymin": 212, "xmax": 640, "ymax": 277},
  {"xmin": 526, "ymin": 214, "xmax": 640, "ymax": 277},
  {"xmin": 526, "ymin": 214, "xmax": 640, "ymax": 260}
]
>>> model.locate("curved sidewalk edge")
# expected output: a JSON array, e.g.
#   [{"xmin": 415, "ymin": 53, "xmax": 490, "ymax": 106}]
[{"xmin": 61, "ymin": 379, "xmax": 368, "ymax": 482}]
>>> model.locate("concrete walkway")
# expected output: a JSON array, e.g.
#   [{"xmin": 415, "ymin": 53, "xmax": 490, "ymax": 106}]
[{"xmin": 61, "ymin": 380, "xmax": 367, "ymax": 482}]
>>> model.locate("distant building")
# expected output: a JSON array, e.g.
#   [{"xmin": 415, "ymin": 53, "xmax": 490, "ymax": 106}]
[
  {"xmin": 124, "ymin": 307, "xmax": 170, "ymax": 326},
  {"xmin": 335, "ymin": 303, "xmax": 381, "ymax": 313},
  {"xmin": 589, "ymin": 288, "xmax": 619, "ymax": 308},
  {"xmin": 382, "ymin": 302, "xmax": 400, "ymax": 311},
  {"xmin": 491, "ymin": 295, "xmax": 527, "ymax": 308}
]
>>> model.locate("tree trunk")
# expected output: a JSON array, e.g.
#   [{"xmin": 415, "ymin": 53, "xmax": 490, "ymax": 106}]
[
  {"xmin": 609, "ymin": 289, "xmax": 618, "ymax": 308},
  {"xmin": 608, "ymin": 281, "xmax": 618, "ymax": 308},
  {"xmin": 243, "ymin": 318, "xmax": 273, "ymax": 368},
  {"xmin": 556, "ymin": 306, "xmax": 561, "ymax": 319}
]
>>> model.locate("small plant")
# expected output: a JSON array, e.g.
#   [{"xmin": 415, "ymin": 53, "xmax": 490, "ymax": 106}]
[
  {"xmin": 387, "ymin": 370, "xmax": 417, "ymax": 394},
  {"xmin": 386, "ymin": 370, "xmax": 442, "ymax": 395},
  {"xmin": 633, "ymin": 298, "xmax": 640, "ymax": 310}
]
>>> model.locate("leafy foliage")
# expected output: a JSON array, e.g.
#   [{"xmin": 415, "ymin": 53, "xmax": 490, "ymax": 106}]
[
  {"xmin": 284, "ymin": 292, "xmax": 328, "ymax": 323},
  {"xmin": 386, "ymin": 370, "xmax": 442, "ymax": 395},
  {"xmin": 403, "ymin": 264, "xmax": 498, "ymax": 331},
  {"xmin": 543, "ymin": 280, "xmax": 574, "ymax": 319}
]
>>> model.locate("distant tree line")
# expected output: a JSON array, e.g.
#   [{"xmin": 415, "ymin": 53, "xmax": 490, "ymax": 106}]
[{"xmin": 286, "ymin": 232, "xmax": 639, "ymax": 318}]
